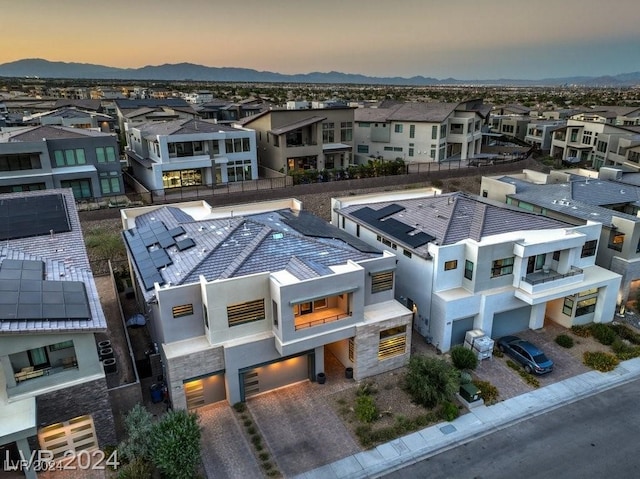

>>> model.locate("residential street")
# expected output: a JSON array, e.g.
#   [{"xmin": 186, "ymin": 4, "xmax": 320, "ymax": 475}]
[{"xmin": 385, "ymin": 377, "xmax": 640, "ymax": 479}]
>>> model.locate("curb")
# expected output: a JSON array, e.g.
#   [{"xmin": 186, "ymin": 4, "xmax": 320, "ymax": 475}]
[{"xmin": 295, "ymin": 357, "xmax": 640, "ymax": 479}]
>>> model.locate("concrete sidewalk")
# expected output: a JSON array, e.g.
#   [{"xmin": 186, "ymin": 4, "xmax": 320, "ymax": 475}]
[{"xmin": 294, "ymin": 357, "xmax": 640, "ymax": 479}]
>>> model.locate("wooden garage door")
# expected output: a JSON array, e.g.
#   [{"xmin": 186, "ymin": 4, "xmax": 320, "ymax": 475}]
[
  {"xmin": 38, "ymin": 415, "xmax": 98, "ymax": 460},
  {"xmin": 491, "ymin": 306, "xmax": 531, "ymax": 339}
]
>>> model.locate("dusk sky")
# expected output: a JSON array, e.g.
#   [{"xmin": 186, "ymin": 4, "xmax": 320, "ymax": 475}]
[{"xmin": 4, "ymin": 0, "xmax": 640, "ymax": 80}]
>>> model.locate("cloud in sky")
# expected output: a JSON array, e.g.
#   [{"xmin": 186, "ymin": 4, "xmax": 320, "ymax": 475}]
[{"xmin": 3, "ymin": 0, "xmax": 640, "ymax": 80}]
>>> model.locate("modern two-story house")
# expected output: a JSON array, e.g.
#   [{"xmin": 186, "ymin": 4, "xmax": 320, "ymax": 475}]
[
  {"xmin": 332, "ymin": 189, "xmax": 620, "ymax": 352},
  {"xmin": 121, "ymin": 199, "xmax": 412, "ymax": 410},
  {"xmin": 125, "ymin": 118, "xmax": 258, "ymax": 193},
  {"xmin": 0, "ymin": 125, "xmax": 123, "ymax": 199},
  {"xmin": 239, "ymin": 106, "xmax": 355, "ymax": 173},
  {"xmin": 0, "ymin": 189, "xmax": 115, "ymax": 478},
  {"xmin": 481, "ymin": 167, "xmax": 640, "ymax": 311},
  {"xmin": 353, "ymin": 99, "xmax": 488, "ymax": 164}
]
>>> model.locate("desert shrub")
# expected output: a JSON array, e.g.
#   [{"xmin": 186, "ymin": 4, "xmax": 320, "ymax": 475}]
[
  {"xmin": 459, "ymin": 371, "xmax": 473, "ymax": 385},
  {"xmin": 439, "ymin": 401, "xmax": 460, "ymax": 421},
  {"xmin": 246, "ymin": 426, "xmax": 256, "ymax": 435},
  {"xmin": 259, "ymin": 452, "xmax": 269, "ymax": 461},
  {"xmin": 611, "ymin": 338, "xmax": 640, "ymax": 360},
  {"xmin": 506, "ymin": 360, "xmax": 540, "ymax": 387},
  {"xmin": 117, "ymin": 457, "xmax": 153, "ymax": 479},
  {"xmin": 233, "ymin": 402, "xmax": 247, "ymax": 413},
  {"xmin": 555, "ymin": 334, "xmax": 574, "ymax": 348},
  {"xmin": 610, "ymin": 323, "xmax": 640, "ymax": 345},
  {"xmin": 450, "ymin": 345, "xmax": 478, "ymax": 370},
  {"xmin": 590, "ymin": 323, "xmax": 617, "ymax": 346},
  {"xmin": 493, "ymin": 347, "xmax": 504, "ymax": 358},
  {"xmin": 356, "ymin": 382, "xmax": 378, "ymax": 396},
  {"xmin": 404, "ymin": 356, "xmax": 459, "ymax": 409},
  {"xmin": 119, "ymin": 404, "xmax": 154, "ymax": 464},
  {"xmin": 431, "ymin": 179, "xmax": 444, "ymax": 188},
  {"xmin": 583, "ymin": 351, "xmax": 620, "ymax": 372},
  {"xmin": 355, "ymin": 395, "xmax": 378, "ymax": 423},
  {"xmin": 150, "ymin": 410, "xmax": 201, "ymax": 479},
  {"xmin": 571, "ymin": 324, "xmax": 592, "ymax": 338},
  {"xmin": 472, "ymin": 380, "xmax": 499, "ymax": 405}
]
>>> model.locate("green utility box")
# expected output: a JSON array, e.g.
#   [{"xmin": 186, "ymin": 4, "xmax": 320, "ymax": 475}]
[{"xmin": 460, "ymin": 383, "xmax": 481, "ymax": 402}]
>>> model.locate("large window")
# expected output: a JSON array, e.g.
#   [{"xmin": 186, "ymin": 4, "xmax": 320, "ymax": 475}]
[
  {"xmin": 54, "ymin": 149, "xmax": 86, "ymax": 167},
  {"xmin": 378, "ymin": 325, "xmax": 407, "ymax": 360},
  {"xmin": 224, "ymin": 138, "xmax": 251, "ymax": 153},
  {"xmin": 322, "ymin": 122, "xmax": 335, "ymax": 143},
  {"xmin": 341, "ymin": 122, "xmax": 353, "ymax": 141},
  {"xmin": 100, "ymin": 172, "xmax": 121, "ymax": 194},
  {"xmin": 357, "ymin": 144, "xmax": 369, "ymax": 154},
  {"xmin": 162, "ymin": 169, "xmax": 203, "ymax": 188},
  {"xmin": 491, "ymin": 257, "xmax": 514, "ymax": 278},
  {"xmin": 61, "ymin": 179, "xmax": 92, "ymax": 199},
  {"xmin": 96, "ymin": 146, "xmax": 117, "ymax": 163},
  {"xmin": 409, "ymin": 125, "xmax": 415, "ymax": 138},
  {"xmin": 227, "ymin": 159, "xmax": 253, "ymax": 182},
  {"xmin": 581, "ymin": 240, "xmax": 597, "ymax": 257},
  {"xmin": 431, "ymin": 125, "xmax": 438, "ymax": 140},
  {"xmin": 0, "ymin": 153, "xmax": 41, "ymax": 171},
  {"xmin": 227, "ymin": 299, "xmax": 265, "ymax": 327},
  {"xmin": 371, "ymin": 271, "xmax": 394, "ymax": 293},
  {"xmin": 394, "ymin": 124, "xmax": 403, "ymax": 133},
  {"xmin": 576, "ymin": 296, "xmax": 597, "ymax": 316}
]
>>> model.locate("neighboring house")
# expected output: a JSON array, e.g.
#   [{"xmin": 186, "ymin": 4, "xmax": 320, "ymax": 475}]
[
  {"xmin": 113, "ymin": 98, "xmax": 198, "ymax": 139},
  {"xmin": 195, "ymin": 98, "xmax": 267, "ymax": 123},
  {"xmin": 481, "ymin": 167, "xmax": 640, "ymax": 310},
  {"xmin": 524, "ymin": 120, "xmax": 566, "ymax": 153},
  {"xmin": 489, "ymin": 114, "xmax": 530, "ymax": 143},
  {"xmin": 353, "ymin": 99, "xmax": 488, "ymax": 164},
  {"xmin": 550, "ymin": 112, "xmax": 640, "ymax": 170},
  {"xmin": 121, "ymin": 198, "xmax": 412, "ymax": 409},
  {"xmin": 0, "ymin": 189, "xmax": 115, "ymax": 478},
  {"xmin": 182, "ymin": 91, "xmax": 214, "ymax": 104},
  {"xmin": 0, "ymin": 125, "xmax": 123, "ymax": 199},
  {"xmin": 22, "ymin": 107, "xmax": 116, "ymax": 133},
  {"xmin": 125, "ymin": 118, "xmax": 257, "ymax": 193},
  {"xmin": 240, "ymin": 106, "xmax": 356, "ymax": 173},
  {"xmin": 332, "ymin": 188, "xmax": 620, "ymax": 352}
]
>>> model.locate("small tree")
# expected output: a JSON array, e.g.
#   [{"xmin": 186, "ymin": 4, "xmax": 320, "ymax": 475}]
[
  {"xmin": 450, "ymin": 346, "xmax": 478, "ymax": 370},
  {"xmin": 150, "ymin": 409, "xmax": 201, "ymax": 479},
  {"xmin": 404, "ymin": 356, "xmax": 459, "ymax": 409},
  {"xmin": 119, "ymin": 404, "xmax": 154, "ymax": 464}
]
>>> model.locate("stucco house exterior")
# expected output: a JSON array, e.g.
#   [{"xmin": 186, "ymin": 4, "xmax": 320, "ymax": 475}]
[
  {"xmin": 239, "ymin": 106, "xmax": 355, "ymax": 174},
  {"xmin": 0, "ymin": 125, "xmax": 123, "ymax": 199},
  {"xmin": 125, "ymin": 118, "xmax": 258, "ymax": 193},
  {"xmin": 481, "ymin": 167, "xmax": 640, "ymax": 311},
  {"xmin": 0, "ymin": 189, "xmax": 115, "ymax": 478},
  {"xmin": 353, "ymin": 99, "xmax": 488, "ymax": 164},
  {"xmin": 121, "ymin": 198, "xmax": 412, "ymax": 410},
  {"xmin": 332, "ymin": 188, "xmax": 621, "ymax": 353}
]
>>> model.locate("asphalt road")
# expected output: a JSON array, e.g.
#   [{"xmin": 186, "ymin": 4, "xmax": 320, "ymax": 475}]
[{"xmin": 385, "ymin": 378, "xmax": 640, "ymax": 479}]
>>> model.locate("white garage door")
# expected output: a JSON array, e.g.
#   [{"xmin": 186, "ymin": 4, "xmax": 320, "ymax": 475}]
[
  {"xmin": 38, "ymin": 415, "xmax": 98, "ymax": 460},
  {"xmin": 491, "ymin": 306, "xmax": 532, "ymax": 339}
]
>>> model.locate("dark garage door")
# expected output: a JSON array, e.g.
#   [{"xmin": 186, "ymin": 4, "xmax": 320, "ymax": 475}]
[
  {"xmin": 241, "ymin": 354, "xmax": 310, "ymax": 400},
  {"xmin": 451, "ymin": 316, "xmax": 475, "ymax": 346},
  {"xmin": 491, "ymin": 306, "xmax": 531, "ymax": 338}
]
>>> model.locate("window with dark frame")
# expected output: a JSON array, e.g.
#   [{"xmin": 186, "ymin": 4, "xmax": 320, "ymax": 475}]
[
  {"xmin": 227, "ymin": 299, "xmax": 265, "ymax": 326},
  {"xmin": 491, "ymin": 257, "xmax": 514, "ymax": 278},
  {"xmin": 444, "ymin": 260, "xmax": 458, "ymax": 271},
  {"xmin": 464, "ymin": 260, "xmax": 474, "ymax": 280},
  {"xmin": 371, "ymin": 271, "xmax": 394, "ymax": 293},
  {"xmin": 581, "ymin": 240, "xmax": 597, "ymax": 257}
]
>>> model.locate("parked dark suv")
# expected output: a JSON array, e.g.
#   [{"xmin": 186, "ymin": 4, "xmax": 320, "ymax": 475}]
[{"xmin": 497, "ymin": 335, "xmax": 554, "ymax": 375}]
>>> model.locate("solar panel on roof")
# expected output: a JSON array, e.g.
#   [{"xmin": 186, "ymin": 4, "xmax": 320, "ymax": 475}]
[
  {"xmin": 0, "ymin": 194, "xmax": 71, "ymax": 241},
  {"xmin": 375, "ymin": 204, "xmax": 405, "ymax": 219},
  {"xmin": 176, "ymin": 238, "xmax": 196, "ymax": 251},
  {"xmin": 168, "ymin": 226, "xmax": 186, "ymax": 237},
  {"xmin": 351, "ymin": 205, "xmax": 434, "ymax": 250}
]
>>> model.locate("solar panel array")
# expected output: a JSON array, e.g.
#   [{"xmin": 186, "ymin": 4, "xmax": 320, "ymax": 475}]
[
  {"xmin": 123, "ymin": 221, "xmax": 194, "ymax": 291},
  {"xmin": 0, "ymin": 259, "xmax": 91, "ymax": 321},
  {"xmin": 0, "ymin": 194, "xmax": 71, "ymax": 241},
  {"xmin": 351, "ymin": 204, "xmax": 434, "ymax": 249}
]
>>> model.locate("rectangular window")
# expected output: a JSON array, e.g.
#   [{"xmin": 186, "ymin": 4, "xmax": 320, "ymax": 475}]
[
  {"xmin": 54, "ymin": 150, "xmax": 65, "ymax": 167},
  {"xmin": 75, "ymin": 149, "xmax": 86, "ymax": 164},
  {"xmin": 408, "ymin": 148, "xmax": 414, "ymax": 157},
  {"xmin": 491, "ymin": 257, "xmax": 514, "ymax": 277},
  {"xmin": 48, "ymin": 340, "xmax": 74, "ymax": 352},
  {"xmin": 444, "ymin": 260, "xmax": 458, "ymax": 271},
  {"xmin": 322, "ymin": 122, "xmax": 335, "ymax": 143},
  {"xmin": 576, "ymin": 297, "xmax": 597, "ymax": 316},
  {"xmin": 61, "ymin": 179, "xmax": 92, "ymax": 199},
  {"xmin": 394, "ymin": 124, "xmax": 403, "ymax": 133},
  {"xmin": 409, "ymin": 124, "xmax": 415, "ymax": 138},
  {"xmin": 403, "ymin": 249, "xmax": 412, "ymax": 258},
  {"xmin": 431, "ymin": 125, "xmax": 437, "ymax": 140},
  {"xmin": 348, "ymin": 338, "xmax": 354, "ymax": 362},
  {"xmin": 378, "ymin": 325, "xmax": 407, "ymax": 360},
  {"xmin": 357, "ymin": 144, "xmax": 369, "ymax": 154},
  {"xmin": 440, "ymin": 124, "xmax": 447, "ymax": 137},
  {"xmin": 0, "ymin": 153, "xmax": 42, "ymax": 171},
  {"xmin": 609, "ymin": 232, "xmax": 624, "ymax": 251},
  {"xmin": 227, "ymin": 299, "xmax": 266, "ymax": 327},
  {"xmin": 172, "ymin": 304, "xmax": 194, "ymax": 318},
  {"xmin": 553, "ymin": 251, "xmax": 561, "ymax": 261},
  {"xmin": 581, "ymin": 240, "xmax": 597, "ymax": 257},
  {"xmin": 371, "ymin": 271, "xmax": 394, "ymax": 293},
  {"xmin": 562, "ymin": 297, "xmax": 574, "ymax": 316},
  {"xmin": 356, "ymin": 224, "xmax": 360, "ymax": 237},
  {"xmin": 96, "ymin": 147, "xmax": 106, "ymax": 163},
  {"xmin": 341, "ymin": 121, "xmax": 352, "ymax": 141},
  {"xmin": 65, "ymin": 149, "xmax": 76, "ymax": 165},
  {"xmin": 359, "ymin": 122, "xmax": 371, "ymax": 127},
  {"xmin": 464, "ymin": 260, "xmax": 474, "ymax": 280}
]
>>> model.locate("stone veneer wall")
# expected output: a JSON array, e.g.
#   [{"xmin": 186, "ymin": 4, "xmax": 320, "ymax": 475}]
[
  {"xmin": 164, "ymin": 345, "xmax": 225, "ymax": 410},
  {"xmin": 353, "ymin": 314, "xmax": 412, "ymax": 380},
  {"xmin": 36, "ymin": 377, "xmax": 117, "ymax": 447}
]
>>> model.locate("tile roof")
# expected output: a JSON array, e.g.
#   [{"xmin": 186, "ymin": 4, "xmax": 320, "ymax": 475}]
[
  {"xmin": 354, "ymin": 101, "xmax": 462, "ymax": 123},
  {"xmin": 0, "ymin": 189, "xmax": 107, "ymax": 334},
  {"xmin": 124, "ymin": 207, "xmax": 382, "ymax": 303},
  {"xmin": 498, "ymin": 176, "xmax": 640, "ymax": 226},
  {"xmin": 136, "ymin": 118, "xmax": 238, "ymax": 138},
  {"xmin": 269, "ymin": 116, "xmax": 326, "ymax": 135},
  {"xmin": 339, "ymin": 192, "xmax": 568, "ymax": 255},
  {"xmin": 0, "ymin": 124, "xmax": 108, "ymax": 142}
]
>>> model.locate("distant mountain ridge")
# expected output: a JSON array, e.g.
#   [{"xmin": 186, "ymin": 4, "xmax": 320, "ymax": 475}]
[{"xmin": 1, "ymin": 58, "xmax": 639, "ymax": 87}]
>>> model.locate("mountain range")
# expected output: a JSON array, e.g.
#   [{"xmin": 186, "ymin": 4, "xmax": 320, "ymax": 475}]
[{"xmin": 1, "ymin": 58, "xmax": 639, "ymax": 87}]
